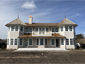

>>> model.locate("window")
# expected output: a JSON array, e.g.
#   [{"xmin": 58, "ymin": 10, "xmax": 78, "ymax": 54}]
[
  {"xmin": 29, "ymin": 39, "xmax": 32, "ymax": 45},
  {"xmin": 36, "ymin": 39, "xmax": 39, "ymax": 45},
  {"xmin": 28, "ymin": 27, "xmax": 32, "ymax": 32},
  {"xmin": 15, "ymin": 26, "xmax": 18, "ymax": 31},
  {"xmin": 51, "ymin": 39, "xmax": 55, "ymax": 45},
  {"xmin": 61, "ymin": 39, "xmax": 64, "ymax": 45},
  {"xmin": 39, "ymin": 28, "xmax": 45, "ymax": 34},
  {"xmin": 70, "ymin": 39, "xmax": 74, "ymax": 45},
  {"xmin": 45, "ymin": 39, "xmax": 47, "ymax": 45},
  {"xmin": 61, "ymin": 26, "xmax": 63, "ymax": 31},
  {"xmin": 20, "ymin": 27, "xmax": 23, "ymax": 32},
  {"xmin": 35, "ymin": 28, "xmax": 38, "ymax": 32},
  {"xmin": 15, "ymin": 39, "xmax": 17, "ymax": 45},
  {"xmin": 20, "ymin": 39, "xmax": 23, "ymax": 45},
  {"xmin": 40, "ymin": 39, "xmax": 43, "ymax": 45},
  {"xmin": 65, "ymin": 26, "xmax": 68, "ymax": 31},
  {"xmin": 66, "ymin": 39, "xmax": 69, "ymax": 45},
  {"xmin": 52, "ymin": 28, "xmax": 55, "ymax": 32},
  {"xmin": 69, "ymin": 26, "xmax": 72, "ymax": 31},
  {"xmin": 11, "ymin": 26, "xmax": 14, "ymax": 31},
  {"xmin": 56, "ymin": 28, "xmax": 58, "ymax": 32},
  {"xmin": 10, "ymin": 39, "xmax": 13, "ymax": 45},
  {"xmin": 46, "ymin": 28, "xmax": 49, "ymax": 32}
]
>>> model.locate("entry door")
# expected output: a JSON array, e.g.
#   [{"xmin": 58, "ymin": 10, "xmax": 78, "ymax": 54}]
[{"xmin": 56, "ymin": 39, "xmax": 59, "ymax": 47}]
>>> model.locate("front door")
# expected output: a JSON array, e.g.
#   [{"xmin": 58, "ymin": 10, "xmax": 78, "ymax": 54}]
[{"xmin": 56, "ymin": 39, "xmax": 59, "ymax": 47}]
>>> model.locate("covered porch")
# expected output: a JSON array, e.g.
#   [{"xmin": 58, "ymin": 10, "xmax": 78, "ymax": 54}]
[{"xmin": 18, "ymin": 33, "xmax": 66, "ymax": 49}]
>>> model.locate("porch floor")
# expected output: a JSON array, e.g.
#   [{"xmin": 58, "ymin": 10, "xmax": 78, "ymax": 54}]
[{"xmin": 15, "ymin": 48, "xmax": 66, "ymax": 52}]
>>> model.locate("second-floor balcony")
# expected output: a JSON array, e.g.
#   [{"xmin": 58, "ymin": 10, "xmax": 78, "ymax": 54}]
[{"xmin": 24, "ymin": 27, "xmax": 59, "ymax": 36}]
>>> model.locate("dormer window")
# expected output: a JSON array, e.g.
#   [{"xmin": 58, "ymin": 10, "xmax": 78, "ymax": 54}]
[
  {"xmin": 46, "ymin": 28, "xmax": 49, "ymax": 32},
  {"xmin": 52, "ymin": 28, "xmax": 58, "ymax": 32},
  {"xmin": 20, "ymin": 26, "xmax": 24, "ymax": 32},
  {"xmin": 61, "ymin": 26, "xmax": 63, "ymax": 31},
  {"xmin": 11, "ymin": 26, "xmax": 14, "ymax": 31},
  {"xmin": 65, "ymin": 26, "xmax": 68, "ymax": 31},
  {"xmin": 69, "ymin": 26, "xmax": 72, "ymax": 31},
  {"xmin": 15, "ymin": 26, "xmax": 18, "ymax": 31},
  {"xmin": 56, "ymin": 28, "xmax": 58, "ymax": 32},
  {"xmin": 52, "ymin": 28, "xmax": 55, "ymax": 32},
  {"xmin": 35, "ymin": 28, "xmax": 38, "ymax": 32}
]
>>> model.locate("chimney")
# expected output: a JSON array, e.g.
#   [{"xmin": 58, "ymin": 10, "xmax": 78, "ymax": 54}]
[{"xmin": 29, "ymin": 16, "xmax": 33, "ymax": 24}]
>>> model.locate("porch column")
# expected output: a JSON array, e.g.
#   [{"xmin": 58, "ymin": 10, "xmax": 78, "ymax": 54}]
[{"xmin": 64, "ymin": 38, "xmax": 66, "ymax": 49}]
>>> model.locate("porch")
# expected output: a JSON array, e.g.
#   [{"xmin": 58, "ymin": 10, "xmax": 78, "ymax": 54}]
[
  {"xmin": 18, "ymin": 38, "xmax": 66, "ymax": 49},
  {"xmin": 18, "ymin": 33, "xmax": 66, "ymax": 49}
]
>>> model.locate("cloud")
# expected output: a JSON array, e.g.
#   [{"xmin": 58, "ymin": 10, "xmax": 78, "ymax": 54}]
[{"xmin": 21, "ymin": 1, "xmax": 36, "ymax": 9}]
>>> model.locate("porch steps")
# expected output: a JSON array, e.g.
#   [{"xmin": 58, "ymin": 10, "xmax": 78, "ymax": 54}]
[{"xmin": 15, "ymin": 48, "xmax": 66, "ymax": 52}]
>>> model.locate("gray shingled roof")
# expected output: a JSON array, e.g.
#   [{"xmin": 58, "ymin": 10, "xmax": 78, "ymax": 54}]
[
  {"xmin": 6, "ymin": 18, "xmax": 25, "ymax": 26},
  {"xmin": 59, "ymin": 18, "xmax": 77, "ymax": 26},
  {"xmin": 5, "ymin": 18, "xmax": 77, "ymax": 27}
]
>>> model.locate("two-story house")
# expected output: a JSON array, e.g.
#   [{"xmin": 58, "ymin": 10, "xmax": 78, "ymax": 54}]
[{"xmin": 5, "ymin": 16, "xmax": 77, "ymax": 50}]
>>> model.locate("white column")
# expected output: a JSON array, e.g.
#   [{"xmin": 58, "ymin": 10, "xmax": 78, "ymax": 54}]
[
  {"xmin": 18, "ymin": 26, "xmax": 20, "ymax": 32},
  {"xmin": 10, "ymin": 26, "xmax": 11, "ymax": 31},
  {"xmin": 64, "ymin": 38, "xmax": 66, "ymax": 49},
  {"xmin": 69, "ymin": 38, "xmax": 70, "ymax": 45}
]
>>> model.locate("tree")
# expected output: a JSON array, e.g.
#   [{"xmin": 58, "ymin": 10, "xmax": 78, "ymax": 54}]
[{"xmin": 75, "ymin": 34, "xmax": 84, "ymax": 39}]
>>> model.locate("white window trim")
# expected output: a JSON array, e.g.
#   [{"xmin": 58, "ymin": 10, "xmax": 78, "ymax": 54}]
[
  {"xmin": 50, "ymin": 38, "xmax": 55, "ymax": 46},
  {"xmin": 36, "ymin": 38, "xmax": 45, "ymax": 46},
  {"xmin": 28, "ymin": 39, "xmax": 33, "ymax": 46}
]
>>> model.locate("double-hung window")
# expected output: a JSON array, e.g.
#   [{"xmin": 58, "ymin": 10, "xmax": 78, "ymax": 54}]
[
  {"xmin": 20, "ymin": 39, "xmax": 23, "ymax": 45},
  {"xmin": 52, "ymin": 28, "xmax": 55, "ymax": 32},
  {"xmin": 61, "ymin": 26, "xmax": 63, "ymax": 31},
  {"xmin": 11, "ymin": 26, "xmax": 14, "ymax": 31},
  {"xmin": 61, "ymin": 39, "xmax": 64, "ymax": 45},
  {"xmin": 10, "ymin": 39, "xmax": 13, "ymax": 45},
  {"xmin": 46, "ymin": 28, "xmax": 49, "ymax": 32},
  {"xmin": 70, "ymin": 39, "xmax": 74, "ymax": 45},
  {"xmin": 65, "ymin": 26, "xmax": 68, "ymax": 31},
  {"xmin": 51, "ymin": 39, "xmax": 55, "ymax": 45},
  {"xmin": 15, "ymin": 26, "xmax": 18, "ymax": 31},
  {"xmin": 40, "ymin": 39, "xmax": 43, "ymax": 45},
  {"xmin": 15, "ymin": 39, "xmax": 17, "ymax": 45},
  {"xmin": 56, "ymin": 28, "xmax": 58, "ymax": 32},
  {"xmin": 66, "ymin": 39, "xmax": 69, "ymax": 45},
  {"xmin": 20, "ymin": 27, "xmax": 23, "ymax": 32},
  {"xmin": 69, "ymin": 26, "xmax": 72, "ymax": 31},
  {"xmin": 29, "ymin": 39, "xmax": 32, "ymax": 45}
]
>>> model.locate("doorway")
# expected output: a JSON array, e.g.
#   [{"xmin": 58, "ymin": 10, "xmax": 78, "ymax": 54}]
[{"xmin": 56, "ymin": 39, "xmax": 59, "ymax": 47}]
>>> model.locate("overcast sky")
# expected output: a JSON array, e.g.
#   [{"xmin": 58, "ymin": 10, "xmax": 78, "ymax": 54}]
[{"xmin": 0, "ymin": 0, "xmax": 85, "ymax": 39}]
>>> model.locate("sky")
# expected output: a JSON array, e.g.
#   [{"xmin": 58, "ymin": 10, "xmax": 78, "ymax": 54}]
[{"xmin": 0, "ymin": 0, "xmax": 85, "ymax": 39}]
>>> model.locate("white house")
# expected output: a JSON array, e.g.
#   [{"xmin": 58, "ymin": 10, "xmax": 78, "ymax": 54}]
[{"xmin": 5, "ymin": 16, "xmax": 77, "ymax": 50}]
